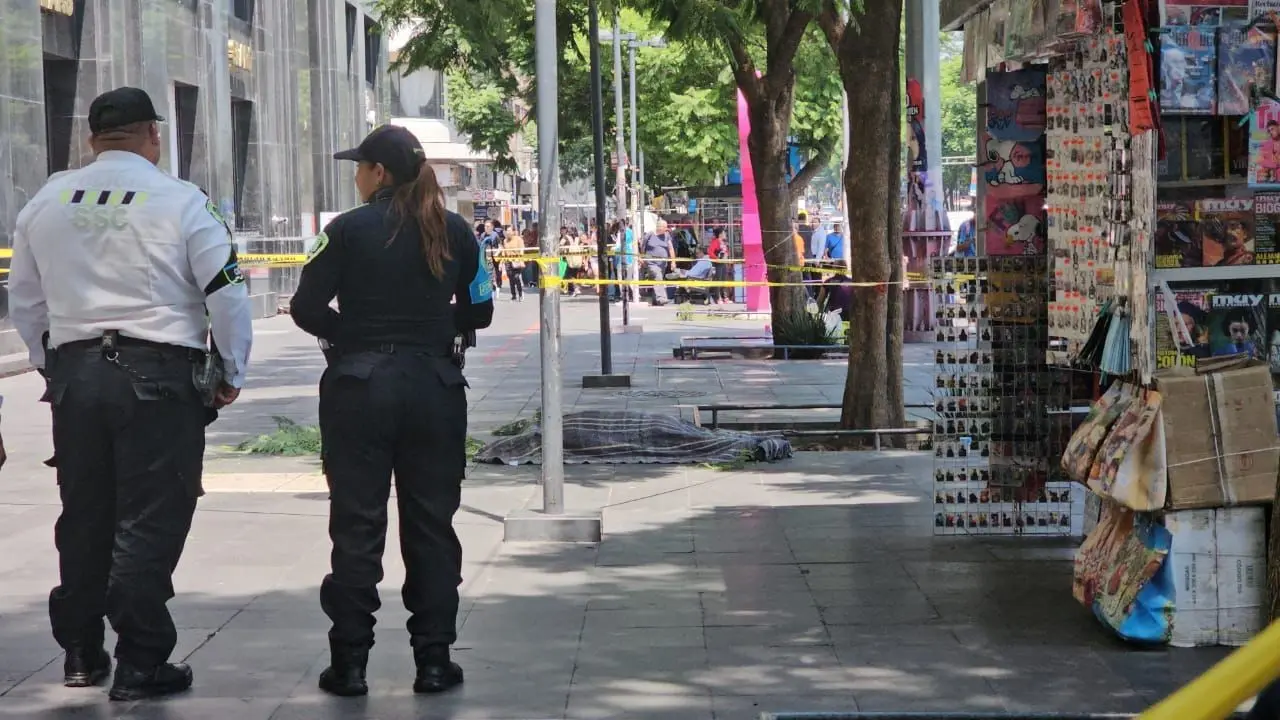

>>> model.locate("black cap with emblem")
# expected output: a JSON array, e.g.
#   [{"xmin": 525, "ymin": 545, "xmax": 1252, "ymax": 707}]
[
  {"xmin": 333, "ymin": 125, "xmax": 426, "ymax": 184},
  {"xmin": 88, "ymin": 87, "xmax": 165, "ymax": 134}
]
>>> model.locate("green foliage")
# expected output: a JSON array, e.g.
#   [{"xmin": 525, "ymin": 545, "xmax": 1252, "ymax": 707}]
[
  {"xmin": 791, "ymin": 28, "xmax": 843, "ymax": 158},
  {"xmin": 236, "ymin": 417, "xmax": 322, "ymax": 456},
  {"xmin": 445, "ymin": 70, "xmax": 523, "ymax": 174},
  {"xmin": 492, "ymin": 408, "xmax": 544, "ymax": 437},
  {"xmin": 703, "ymin": 448, "xmax": 759, "ymax": 471},
  {"xmin": 466, "ymin": 436, "xmax": 486, "ymax": 460},
  {"xmin": 939, "ymin": 33, "xmax": 977, "ymax": 204},
  {"xmin": 771, "ymin": 308, "xmax": 840, "ymax": 352}
]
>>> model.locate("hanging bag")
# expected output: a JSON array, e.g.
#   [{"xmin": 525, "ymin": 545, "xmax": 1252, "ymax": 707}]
[
  {"xmin": 1088, "ymin": 389, "xmax": 1168, "ymax": 511},
  {"xmin": 1062, "ymin": 382, "xmax": 1138, "ymax": 483}
]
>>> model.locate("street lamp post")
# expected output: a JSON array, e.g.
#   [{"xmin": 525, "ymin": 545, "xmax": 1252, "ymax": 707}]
[
  {"xmin": 503, "ymin": 0, "xmax": 602, "ymax": 543},
  {"xmin": 581, "ymin": 0, "xmax": 630, "ymax": 389}
]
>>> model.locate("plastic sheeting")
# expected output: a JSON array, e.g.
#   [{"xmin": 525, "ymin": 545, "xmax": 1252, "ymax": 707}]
[{"xmin": 475, "ymin": 410, "xmax": 794, "ymax": 465}]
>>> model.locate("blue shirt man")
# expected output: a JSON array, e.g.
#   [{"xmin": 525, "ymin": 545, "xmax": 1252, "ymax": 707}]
[
  {"xmin": 824, "ymin": 225, "xmax": 845, "ymax": 261},
  {"xmin": 621, "ymin": 226, "xmax": 636, "ymax": 265}
]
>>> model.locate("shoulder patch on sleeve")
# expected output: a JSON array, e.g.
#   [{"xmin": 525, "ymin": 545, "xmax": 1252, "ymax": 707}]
[
  {"xmin": 469, "ymin": 245, "xmax": 494, "ymax": 303},
  {"xmin": 204, "ymin": 200, "xmax": 227, "ymax": 225},
  {"xmin": 306, "ymin": 232, "xmax": 329, "ymax": 265}
]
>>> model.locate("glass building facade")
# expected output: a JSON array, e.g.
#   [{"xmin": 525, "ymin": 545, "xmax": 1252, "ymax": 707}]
[{"xmin": 0, "ymin": 0, "xmax": 390, "ymax": 353}]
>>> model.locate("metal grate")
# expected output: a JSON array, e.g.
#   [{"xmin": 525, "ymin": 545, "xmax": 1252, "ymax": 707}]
[{"xmin": 617, "ymin": 389, "xmax": 708, "ymax": 398}]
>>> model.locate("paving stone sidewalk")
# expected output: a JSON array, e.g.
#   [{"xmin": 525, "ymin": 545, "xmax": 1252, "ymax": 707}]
[{"xmin": 0, "ymin": 300, "xmax": 1230, "ymax": 719}]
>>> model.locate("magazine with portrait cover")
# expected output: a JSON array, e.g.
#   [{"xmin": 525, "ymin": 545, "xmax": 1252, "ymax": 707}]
[
  {"xmin": 1252, "ymin": 192, "xmax": 1280, "ymax": 264},
  {"xmin": 1160, "ymin": 27, "xmax": 1218, "ymax": 115},
  {"xmin": 1217, "ymin": 27, "xmax": 1276, "ymax": 116},
  {"xmin": 1195, "ymin": 197, "xmax": 1255, "ymax": 266},
  {"xmin": 1154, "ymin": 286, "xmax": 1215, "ymax": 369},
  {"xmin": 1155, "ymin": 201, "xmax": 1202, "ymax": 268},
  {"xmin": 1249, "ymin": 94, "xmax": 1280, "ymax": 188},
  {"xmin": 1207, "ymin": 291, "xmax": 1268, "ymax": 361}
]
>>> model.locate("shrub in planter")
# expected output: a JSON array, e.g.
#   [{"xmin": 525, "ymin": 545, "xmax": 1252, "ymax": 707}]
[{"xmin": 771, "ymin": 309, "xmax": 840, "ymax": 359}]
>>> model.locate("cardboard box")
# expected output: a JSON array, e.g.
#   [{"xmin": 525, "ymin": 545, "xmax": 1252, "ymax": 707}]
[
  {"xmin": 1165, "ymin": 507, "xmax": 1267, "ymax": 648},
  {"xmin": 1156, "ymin": 363, "xmax": 1280, "ymax": 510}
]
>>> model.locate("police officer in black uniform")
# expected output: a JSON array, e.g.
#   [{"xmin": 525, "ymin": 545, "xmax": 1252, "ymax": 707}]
[{"xmin": 290, "ymin": 125, "xmax": 494, "ymax": 697}]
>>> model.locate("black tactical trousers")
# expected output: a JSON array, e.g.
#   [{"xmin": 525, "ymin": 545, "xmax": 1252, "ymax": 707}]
[
  {"xmin": 318, "ymin": 350, "xmax": 467, "ymax": 653},
  {"xmin": 44, "ymin": 342, "xmax": 205, "ymax": 670}
]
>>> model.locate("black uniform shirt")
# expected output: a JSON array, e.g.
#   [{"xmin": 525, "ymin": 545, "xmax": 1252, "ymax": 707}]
[{"xmin": 290, "ymin": 188, "xmax": 495, "ymax": 351}]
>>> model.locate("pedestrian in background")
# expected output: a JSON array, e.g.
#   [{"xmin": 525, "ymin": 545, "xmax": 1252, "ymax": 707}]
[
  {"xmin": 707, "ymin": 228, "xmax": 732, "ymax": 305},
  {"xmin": 503, "ymin": 227, "xmax": 526, "ymax": 302},
  {"xmin": 8, "ymin": 87, "xmax": 252, "ymax": 701},
  {"xmin": 290, "ymin": 124, "xmax": 494, "ymax": 698}
]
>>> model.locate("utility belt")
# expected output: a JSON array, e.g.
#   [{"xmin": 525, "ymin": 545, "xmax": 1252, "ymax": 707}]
[
  {"xmin": 56, "ymin": 331, "xmax": 223, "ymax": 408},
  {"xmin": 57, "ymin": 332, "xmax": 206, "ymax": 361},
  {"xmin": 324, "ymin": 333, "xmax": 476, "ymax": 369}
]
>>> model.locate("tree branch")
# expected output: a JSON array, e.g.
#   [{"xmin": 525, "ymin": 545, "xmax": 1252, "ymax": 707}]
[
  {"xmin": 725, "ymin": 35, "xmax": 763, "ymax": 108},
  {"xmin": 817, "ymin": 2, "xmax": 847, "ymax": 54},
  {"xmin": 787, "ymin": 140, "xmax": 836, "ymax": 200},
  {"xmin": 768, "ymin": 9, "xmax": 813, "ymax": 81}
]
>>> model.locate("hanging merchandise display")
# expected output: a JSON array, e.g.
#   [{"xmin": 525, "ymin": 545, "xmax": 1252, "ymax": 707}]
[{"xmin": 958, "ymin": 0, "xmax": 1277, "ymax": 648}]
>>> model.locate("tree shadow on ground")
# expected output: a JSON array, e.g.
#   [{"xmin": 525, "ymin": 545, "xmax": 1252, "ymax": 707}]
[{"xmin": 0, "ymin": 480, "xmax": 1234, "ymax": 720}]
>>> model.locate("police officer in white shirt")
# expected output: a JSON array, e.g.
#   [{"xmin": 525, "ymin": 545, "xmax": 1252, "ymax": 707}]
[{"xmin": 7, "ymin": 87, "xmax": 253, "ymax": 702}]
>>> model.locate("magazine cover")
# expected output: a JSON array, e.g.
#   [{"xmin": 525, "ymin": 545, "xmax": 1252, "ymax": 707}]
[
  {"xmin": 1208, "ymin": 292, "xmax": 1267, "ymax": 360},
  {"xmin": 1217, "ymin": 28, "xmax": 1277, "ymax": 116},
  {"xmin": 1161, "ymin": 27, "xmax": 1217, "ymax": 115},
  {"xmin": 1253, "ymin": 193, "xmax": 1280, "ymax": 264},
  {"xmin": 1249, "ymin": 95, "xmax": 1280, "ymax": 188},
  {"xmin": 1266, "ymin": 292, "xmax": 1280, "ymax": 384},
  {"xmin": 1155, "ymin": 287, "xmax": 1214, "ymax": 369},
  {"xmin": 1195, "ymin": 197, "xmax": 1255, "ymax": 266},
  {"xmin": 1163, "ymin": 0, "xmax": 1250, "ymax": 24},
  {"xmin": 1155, "ymin": 201, "xmax": 1202, "ymax": 268}
]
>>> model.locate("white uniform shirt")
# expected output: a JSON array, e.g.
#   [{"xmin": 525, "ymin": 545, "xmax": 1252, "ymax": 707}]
[{"xmin": 9, "ymin": 150, "xmax": 253, "ymax": 387}]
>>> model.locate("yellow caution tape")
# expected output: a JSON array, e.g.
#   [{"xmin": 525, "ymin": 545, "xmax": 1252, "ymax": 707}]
[{"xmin": 1140, "ymin": 619, "xmax": 1280, "ymax": 720}]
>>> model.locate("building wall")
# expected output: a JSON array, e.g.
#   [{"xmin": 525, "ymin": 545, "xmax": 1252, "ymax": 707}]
[{"xmin": 0, "ymin": 0, "xmax": 388, "ymax": 356}]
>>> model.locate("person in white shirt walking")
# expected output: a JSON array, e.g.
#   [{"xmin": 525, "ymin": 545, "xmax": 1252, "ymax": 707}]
[{"xmin": 8, "ymin": 87, "xmax": 253, "ymax": 702}]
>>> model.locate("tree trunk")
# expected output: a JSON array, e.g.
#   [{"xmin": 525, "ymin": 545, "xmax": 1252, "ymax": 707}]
[
  {"xmin": 884, "ymin": 24, "xmax": 906, "ymax": 443},
  {"xmin": 834, "ymin": 0, "xmax": 903, "ymax": 431},
  {"xmin": 745, "ymin": 87, "xmax": 807, "ymax": 340}
]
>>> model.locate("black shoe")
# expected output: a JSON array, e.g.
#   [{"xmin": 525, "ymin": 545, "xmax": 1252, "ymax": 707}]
[
  {"xmin": 108, "ymin": 662, "xmax": 193, "ymax": 702},
  {"xmin": 63, "ymin": 647, "xmax": 111, "ymax": 688},
  {"xmin": 318, "ymin": 645, "xmax": 369, "ymax": 697},
  {"xmin": 413, "ymin": 646, "xmax": 463, "ymax": 694}
]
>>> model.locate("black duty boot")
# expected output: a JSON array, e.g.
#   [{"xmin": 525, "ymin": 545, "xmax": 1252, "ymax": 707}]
[
  {"xmin": 108, "ymin": 662, "xmax": 193, "ymax": 702},
  {"xmin": 318, "ymin": 644, "xmax": 369, "ymax": 697},
  {"xmin": 413, "ymin": 645, "xmax": 463, "ymax": 694},
  {"xmin": 63, "ymin": 646, "xmax": 111, "ymax": 688}
]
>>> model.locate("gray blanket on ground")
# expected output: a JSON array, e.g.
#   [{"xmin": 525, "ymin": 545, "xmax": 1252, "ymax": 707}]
[{"xmin": 475, "ymin": 410, "xmax": 794, "ymax": 465}]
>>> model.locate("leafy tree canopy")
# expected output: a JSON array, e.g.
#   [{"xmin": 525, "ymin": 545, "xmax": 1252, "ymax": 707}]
[{"xmin": 377, "ymin": 0, "xmax": 842, "ymax": 189}]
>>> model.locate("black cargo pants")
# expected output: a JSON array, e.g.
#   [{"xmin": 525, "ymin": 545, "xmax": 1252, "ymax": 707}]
[
  {"xmin": 44, "ymin": 340, "xmax": 205, "ymax": 670},
  {"xmin": 318, "ymin": 349, "xmax": 467, "ymax": 653}
]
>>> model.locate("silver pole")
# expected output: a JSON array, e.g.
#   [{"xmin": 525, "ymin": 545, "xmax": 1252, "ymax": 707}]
[
  {"xmin": 612, "ymin": 18, "xmax": 629, "ymax": 324},
  {"xmin": 629, "ymin": 42, "xmax": 640, "ymax": 239},
  {"xmin": 535, "ymin": 0, "xmax": 564, "ymax": 514}
]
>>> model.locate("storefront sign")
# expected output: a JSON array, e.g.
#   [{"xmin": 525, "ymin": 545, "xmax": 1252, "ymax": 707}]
[
  {"xmin": 227, "ymin": 39, "xmax": 253, "ymax": 72},
  {"xmin": 40, "ymin": 0, "xmax": 74, "ymax": 16}
]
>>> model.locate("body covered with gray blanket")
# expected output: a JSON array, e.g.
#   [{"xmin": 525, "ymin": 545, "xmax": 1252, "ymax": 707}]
[{"xmin": 476, "ymin": 410, "xmax": 793, "ymax": 465}]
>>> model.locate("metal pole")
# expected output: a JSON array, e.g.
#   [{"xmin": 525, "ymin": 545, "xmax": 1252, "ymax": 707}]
[
  {"xmin": 611, "ymin": 17, "xmax": 630, "ymax": 325},
  {"xmin": 588, "ymin": 0, "xmax": 612, "ymax": 374},
  {"xmin": 535, "ymin": 0, "xmax": 564, "ymax": 514},
  {"xmin": 629, "ymin": 42, "xmax": 640, "ymax": 239}
]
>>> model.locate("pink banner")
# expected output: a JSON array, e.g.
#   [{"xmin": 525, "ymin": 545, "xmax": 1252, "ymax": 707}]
[{"xmin": 737, "ymin": 90, "xmax": 768, "ymax": 312}]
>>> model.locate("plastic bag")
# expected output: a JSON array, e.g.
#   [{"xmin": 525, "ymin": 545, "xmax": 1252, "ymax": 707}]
[
  {"xmin": 1073, "ymin": 499, "xmax": 1174, "ymax": 644},
  {"xmin": 1088, "ymin": 390, "xmax": 1167, "ymax": 511},
  {"xmin": 1061, "ymin": 382, "xmax": 1138, "ymax": 483}
]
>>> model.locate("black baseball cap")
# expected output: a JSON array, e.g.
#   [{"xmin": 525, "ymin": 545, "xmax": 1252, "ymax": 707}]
[
  {"xmin": 88, "ymin": 87, "xmax": 164, "ymax": 134},
  {"xmin": 333, "ymin": 125, "xmax": 425, "ymax": 182}
]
